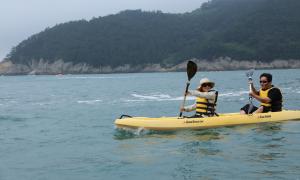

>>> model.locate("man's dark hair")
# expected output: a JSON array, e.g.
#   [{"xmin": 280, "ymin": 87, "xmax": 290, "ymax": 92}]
[{"xmin": 260, "ymin": 73, "xmax": 272, "ymax": 82}]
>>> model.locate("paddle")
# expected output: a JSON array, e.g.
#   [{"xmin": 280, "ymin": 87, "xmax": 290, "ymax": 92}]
[
  {"xmin": 246, "ymin": 69, "xmax": 255, "ymax": 114},
  {"xmin": 179, "ymin": 61, "xmax": 197, "ymax": 117}
]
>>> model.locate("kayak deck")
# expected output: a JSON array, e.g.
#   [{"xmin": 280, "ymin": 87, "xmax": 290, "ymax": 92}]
[{"xmin": 115, "ymin": 110, "xmax": 300, "ymax": 130}]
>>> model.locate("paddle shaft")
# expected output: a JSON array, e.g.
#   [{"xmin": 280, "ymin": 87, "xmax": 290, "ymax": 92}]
[
  {"xmin": 249, "ymin": 83, "xmax": 253, "ymax": 99},
  {"xmin": 247, "ymin": 78, "xmax": 254, "ymax": 114},
  {"xmin": 179, "ymin": 60, "xmax": 197, "ymax": 117},
  {"xmin": 179, "ymin": 81, "xmax": 190, "ymax": 117}
]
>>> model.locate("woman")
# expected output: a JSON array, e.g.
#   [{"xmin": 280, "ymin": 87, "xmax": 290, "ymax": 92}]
[{"xmin": 180, "ymin": 78, "xmax": 218, "ymax": 117}]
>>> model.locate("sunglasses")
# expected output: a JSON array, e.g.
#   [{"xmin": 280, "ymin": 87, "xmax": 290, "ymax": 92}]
[
  {"xmin": 260, "ymin": 80, "xmax": 268, "ymax": 84},
  {"xmin": 202, "ymin": 83, "xmax": 212, "ymax": 87}
]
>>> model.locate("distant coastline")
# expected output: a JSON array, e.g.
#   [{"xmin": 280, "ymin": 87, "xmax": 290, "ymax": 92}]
[{"xmin": 1, "ymin": 57, "xmax": 300, "ymax": 75}]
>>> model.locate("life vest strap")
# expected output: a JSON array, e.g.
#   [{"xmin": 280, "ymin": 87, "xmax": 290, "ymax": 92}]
[
  {"xmin": 196, "ymin": 102, "xmax": 217, "ymax": 106},
  {"xmin": 196, "ymin": 107, "xmax": 215, "ymax": 111},
  {"xmin": 195, "ymin": 112, "xmax": 218, "ymax": 117}
]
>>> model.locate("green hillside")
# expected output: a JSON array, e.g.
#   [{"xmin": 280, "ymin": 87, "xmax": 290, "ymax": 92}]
[{"xmin": 7, "ymin": 0, "xmax": 300, "ymax": 67}]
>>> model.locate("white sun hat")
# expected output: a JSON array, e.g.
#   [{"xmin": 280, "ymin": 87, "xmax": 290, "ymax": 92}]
[{"xmin": 198, "ymin": 78, "xmax": 215, "ymax": 88}]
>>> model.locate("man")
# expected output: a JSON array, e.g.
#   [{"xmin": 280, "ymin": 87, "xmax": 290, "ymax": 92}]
[
  {"xmin": 240, "ymin": 73, "xmax": 282, "ymax": 114},
  {"xmin": 181, "ymin": 78, "xmax": 218, "ymax": 117}
]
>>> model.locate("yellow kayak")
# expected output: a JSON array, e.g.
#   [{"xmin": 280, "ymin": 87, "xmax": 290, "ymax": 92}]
[{"xmin": 115, "ymin": 110, "xmax": 300, "ymax": 130}]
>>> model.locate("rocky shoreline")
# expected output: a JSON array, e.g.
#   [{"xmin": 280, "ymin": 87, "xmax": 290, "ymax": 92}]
[{"xmin": 1, "ymin": 57, "xmax": 300, "ymax": 75}]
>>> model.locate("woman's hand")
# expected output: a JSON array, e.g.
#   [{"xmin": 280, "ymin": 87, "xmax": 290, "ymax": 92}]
[
  {"xmin": 185, "ymin": 91, "xmax": 191, "ymax": 96},
  {"xmin": 180, "ymin": 107, "xmax": 185, "ymax": 112}
]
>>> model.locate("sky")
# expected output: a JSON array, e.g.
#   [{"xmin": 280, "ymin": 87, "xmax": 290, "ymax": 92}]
[{"xmin": 0, "ymin": 0, "xmax": 208, "ymax": 61}]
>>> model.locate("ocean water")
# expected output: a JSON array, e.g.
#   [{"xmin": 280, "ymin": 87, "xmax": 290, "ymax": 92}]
[{"xmin": 0, "ymin": 69, "xmax": 299, "ymax": 180}]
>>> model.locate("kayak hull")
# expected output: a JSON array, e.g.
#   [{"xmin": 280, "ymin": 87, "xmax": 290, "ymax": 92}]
[{"xmin": 115, "ymin": 110, "xmax": 300, "ymax": 130}]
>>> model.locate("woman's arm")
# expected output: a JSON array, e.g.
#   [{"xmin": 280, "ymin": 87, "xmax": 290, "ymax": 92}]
[
  {"xmin": 188, "ymin": 90, "xmax": 216, "ymax": 100},
  {"xmin": 181, "ymin": 103, "xmax": 196, "ymax": 112}
]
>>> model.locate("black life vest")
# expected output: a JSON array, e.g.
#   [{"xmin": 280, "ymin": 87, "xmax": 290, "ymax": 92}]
[{"xmin": 259, "ymin": 86, "xmax": 282, "ymax": 112}]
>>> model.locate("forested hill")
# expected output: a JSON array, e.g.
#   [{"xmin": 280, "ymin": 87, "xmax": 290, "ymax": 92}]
[{"xmin": 6, "ymin": 0, "xmax": 300, "ymax": 68}]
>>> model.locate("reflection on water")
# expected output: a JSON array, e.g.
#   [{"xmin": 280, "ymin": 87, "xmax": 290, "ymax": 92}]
[
  {"xmin": 112, "ymin": 119, "xmax": 299, "ymax": 179},
  {"xmin": 243, "ymin": 123, "xmax": 290, "ymax": 179},
  {"xmin": 115, "ymin": 123, "xmax": 300, "ymax": 179},
  {"xmin": 0, "ymin": 115, "xmax": 26, "ymax": 122},
  {"xmin": 113, "ymin": 127, "xmax": 177, "ymax": 140},
  {"xmin": 258, "ymin": 152, "xmax": 286, "ymax": 161},
  {"xmin": 253, "ymin": 123, "xmax": 282, "ymax": 133},
  {"xmin": 113, "ymin": 128, "xmax": 138, "ymax": 140},
  {"xmin": 193, "ymin": 129, "xmax": 222, "ymax": 140},
  {"xmin": 114, "ymin": 127, "xmax": 225, "ymax": 142},
  {"xmin": 180, "ymin": 141, "xmax": 222, "ymax": 156}
]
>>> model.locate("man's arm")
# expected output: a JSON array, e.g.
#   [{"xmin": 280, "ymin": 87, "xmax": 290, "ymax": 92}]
[
  {"xmin": 250, "ymin": 91, "xmax": 271, "ymax": 103},
  {"xmin": 250, "ymin": 82, "xmax": 259, "ymax": 95}
]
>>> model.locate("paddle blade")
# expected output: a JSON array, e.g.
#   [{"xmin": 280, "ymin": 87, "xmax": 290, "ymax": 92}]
[
  {"xmin": 245, "ymin": 69, "xmax": 255, "ymax": 79},
  {"xmin": 187, "ymin": 61, "xmax": 197, "ymax": 81},
  {"xmin": 179, "ymin": 61, "xmax": 197, "ymax": 117}
]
